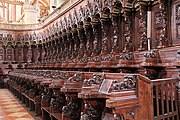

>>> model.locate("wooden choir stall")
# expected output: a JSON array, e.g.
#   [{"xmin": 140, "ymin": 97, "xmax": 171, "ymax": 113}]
[{"xmin": 0, "ymin": 0, "xmax": 179, "ymax": 120}]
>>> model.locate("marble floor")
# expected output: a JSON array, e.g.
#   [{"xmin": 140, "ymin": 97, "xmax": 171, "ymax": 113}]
[{"xmin": 0, "ymin": 89, "xmax": 34, "ymax": 120}]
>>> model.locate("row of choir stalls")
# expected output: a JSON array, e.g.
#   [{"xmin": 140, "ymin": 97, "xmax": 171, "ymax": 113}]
[
  {"xmin": 20, "ymin": 0, "xmax": 178, "ymax": 79},
  {"xmin": 7, "ymin": 68, "xmax": 180, "ymax": 120},
  {"xmin": 2, "ymin": 0, "xmax": 180, "ymax": 120}
]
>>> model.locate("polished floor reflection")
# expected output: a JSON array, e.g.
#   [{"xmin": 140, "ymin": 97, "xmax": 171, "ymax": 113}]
[{"xmin": 0, "ymin": 89, "xmax": 34, "ymax": 120}]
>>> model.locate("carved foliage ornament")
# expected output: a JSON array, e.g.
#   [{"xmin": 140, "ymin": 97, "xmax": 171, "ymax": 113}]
[
  {"xmin": 68, "ymin": 72, "xmax": 83, "ymax": 82},
  {"xmin": 119, "ymin": 52, "xmax": 133, "ymax": 60},
  {"xmin": 175, "ymin": 4, "xmax": 180, "ymax": 39},
  {"xmin": 113, "ymin": 75, "xmax": 137, "ymax": 91},
  {"xmin": 83, "ymin": 74, "xmax": 104, "ymax": 87},
  {"xmin": 144, "ymin": 49, "xmax": 157, "ymax": 58}
]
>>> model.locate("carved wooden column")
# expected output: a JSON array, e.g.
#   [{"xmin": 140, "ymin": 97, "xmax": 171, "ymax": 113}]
[
  {"xmin": 136, "ymin": 2, "xmax": 148, "ymax": 51},
  {"xmin": 3, "ymin": 45, "xmax": 7, "ymax": 63},
  {"xmin": 37, "ymin": 43, "xmax": 42, "ymax": 63},
  {"xmin": 43, "ymin": 42, "xmax": 48, "ymax": 63},
  {"xmin": 84, "ymin": 20, "xmax": 93, "ymax": 58},
  {"xmin": 67, "ymin": 27, "xmax": 73, "ymax": 66},
  {"xmin": 156, "ymin": 0, "xmax": 168, "ymax": 48},
  {"xmin": 61, "ymin": 29, "xmax": 68, "ymax": 67},
  {"xmin": 55, "ymin": 32, "xmax": 62, "ymax": 64},
  {"xmin": 51, "ymin": 38, "xmax": 55, "ymax": 63},
  {"xmin": 15, "ymin": 43, "xmax": 23, "ymax": 64},
  {"xmin": 71, "ymin": 25, "xmax": 79, "ymax": 64},
  {"xmin": 31, "ymin": 44, "xmax": 37, "ymax": 63},
  {"xmin": 77, "ymin": 22, "xmax": 87, "ymax": 66},
  {"xmin": 54, "ymin": 33, "xmax": 59, "ymax": 63},
  {"xmin": 23, "ymin": 44, "xmax": 29, "ymax": 63},
  {"xmin": 122, "ymin": 9, "xmax": 133, "ymax": 53},
  {"xmin": 49, "ymin": 36, "xmax": 54, "ymax": 63},
  {"xmin": 41, "ymin": 43, "xmax": 45, "ymax": 64},
  {"xmin": 110, "ymin": 2, "xmax": 123, "ymax": 66},
  {"xmin": 100, "ymin": 14, "xmax": 113, "ymax": 67},
  {"xmin": 88, "ymin": 17, "xmax": 102, "ymax": 68}
]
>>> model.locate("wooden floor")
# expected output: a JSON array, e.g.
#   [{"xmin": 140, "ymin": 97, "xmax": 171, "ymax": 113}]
[{"xmin": 0, "ymin": 89, "xmax": 34, "ymax": 120}]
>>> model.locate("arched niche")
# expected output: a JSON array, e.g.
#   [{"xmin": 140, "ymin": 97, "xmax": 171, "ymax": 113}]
[
  {"xmin": 15, "ymin": 42, "xmax": 23, "ymax": 63},
  {"xmin": 0, "ymin": 41, "xmax": 5, "ymax": 62},
  {"xmin": 6, "ymin": 42, "xmax": 14, "ymax": 62},
  {"xmin": 23, "ymin": 42, "xmax": 30, "ymax": 63}
]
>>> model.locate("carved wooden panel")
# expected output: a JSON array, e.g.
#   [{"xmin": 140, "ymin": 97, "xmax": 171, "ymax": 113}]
[
  {"xmin": 0, "ymin": 47, "xmax": 4, "ymax": 61},
  {"xmin": 6, "ymin": 47, "xmax": 14, "ymax": 61},
  {"xmin": 172, "ymin": 1, "xmax": 180, "ymax": 45}
]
